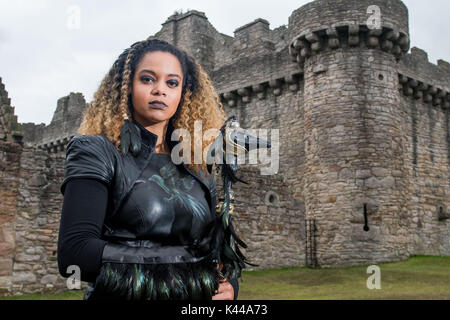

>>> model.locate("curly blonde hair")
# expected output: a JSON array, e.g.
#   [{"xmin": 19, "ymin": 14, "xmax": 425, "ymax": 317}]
[{"xmin": 77, "ymin": 39, "xmax": 226, "ymax": 177}]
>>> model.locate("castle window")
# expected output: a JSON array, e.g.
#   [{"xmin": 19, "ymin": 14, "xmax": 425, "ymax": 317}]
[
  {"xmin": 264, "ymin": 191, "xmax": 280, "ymax": 207},
  {"xmin": 438, "ymin": 206, "xmax": 449, "ymax": 221}
]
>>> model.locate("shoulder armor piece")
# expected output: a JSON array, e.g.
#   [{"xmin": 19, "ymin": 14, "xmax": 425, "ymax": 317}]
[{"xmin": 60, "ymin": 134, "xmax": 116, "ymax": 195}]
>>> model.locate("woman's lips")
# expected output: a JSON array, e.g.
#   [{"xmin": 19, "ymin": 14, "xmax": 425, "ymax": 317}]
[{"xmin": 149, "ymin": 102, "xmax": 167, "ymax": 109}]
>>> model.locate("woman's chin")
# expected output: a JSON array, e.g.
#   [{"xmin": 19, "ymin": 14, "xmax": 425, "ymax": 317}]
[{"xmin": 137, "ymin": 111, "xmax": 173, "ymax": 124}]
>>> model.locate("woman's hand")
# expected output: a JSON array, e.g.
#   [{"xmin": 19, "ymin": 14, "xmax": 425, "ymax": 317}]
[
  {"xmin": 212, "ymin": 278, "xmax": 234, "ymax": 300},
  {"xmin": 212, "ymin": 261, "xmax": 234, "ymax": 300}
]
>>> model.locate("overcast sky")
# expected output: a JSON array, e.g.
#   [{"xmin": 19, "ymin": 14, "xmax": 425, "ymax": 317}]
[{"xmin": 0, "ymin": 0, "xmax": 449, "ymax": 125}]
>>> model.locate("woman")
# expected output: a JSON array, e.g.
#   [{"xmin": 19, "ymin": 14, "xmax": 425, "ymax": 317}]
[{"xmin": 57, "ymin": 39, "xmax": 244, "ymax": 300}]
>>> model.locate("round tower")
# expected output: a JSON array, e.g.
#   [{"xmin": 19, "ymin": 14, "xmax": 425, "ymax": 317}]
[{"xmin": 288, "ymin": 0, "xmax": 411, "ymax": 266}]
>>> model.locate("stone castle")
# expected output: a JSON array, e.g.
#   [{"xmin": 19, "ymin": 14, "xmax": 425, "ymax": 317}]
[{"xmin": 0, "ymin": 0, "xmax": 449, "ymax": 296}]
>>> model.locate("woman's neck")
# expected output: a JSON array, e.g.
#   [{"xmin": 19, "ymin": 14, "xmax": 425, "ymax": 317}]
[
  {"xmin": 151, "ymin": 123, "xmax": 169, "ymax": 154},
  {"xmin": 154, "ymin": 142, "xmax": 170, "ymax": 154},
  {"xmin": 134, "ymin": 118, "xmax": 170, "ymax": 154}
]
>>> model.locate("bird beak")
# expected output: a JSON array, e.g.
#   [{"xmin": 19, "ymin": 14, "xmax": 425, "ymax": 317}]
[{"xmin": 231, "ymin": 129, "xmax": 271, "ymax": 152}]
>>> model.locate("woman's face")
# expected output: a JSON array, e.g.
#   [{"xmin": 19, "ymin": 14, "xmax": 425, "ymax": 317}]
[{"xmin": 131, "ymin": 51, "xmax": 183, "ymax": 127}]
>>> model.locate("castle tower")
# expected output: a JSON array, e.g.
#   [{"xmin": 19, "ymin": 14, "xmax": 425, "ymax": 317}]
[
  {"xmin": 151, "ymin": 10, "xmax": 221, "ymax": 73},
  {"xmin": 288, "ymin": 0, "xmax": 412, "ymax": 266}
]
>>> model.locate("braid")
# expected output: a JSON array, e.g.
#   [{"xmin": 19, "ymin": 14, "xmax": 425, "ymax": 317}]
[{"xmin": 119, "ymin": 41, "xmax": 144, "ymax": 121}]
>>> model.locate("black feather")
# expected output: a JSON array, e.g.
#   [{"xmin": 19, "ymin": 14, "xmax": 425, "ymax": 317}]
[
  {"xmin": 211, "ymin": 114, "xmax": 267, "ymax": 280},
  {"xmin": 88, "ymin": 259, "xmax": 219, "ymax": 300},
  {"xmin": 120, "ymin": 119, "xmax": 141, "ymax": 156},
  {"xmin": 130, "ymin": 121, "xmax": 141, "ymax": 154},
  {"xmin": 228, "ymin": 217, "xmax": 247, "ymax": 248},
  {"xmin": 223, "ymin": 163, "xmax": 248, "ymax": 184}
]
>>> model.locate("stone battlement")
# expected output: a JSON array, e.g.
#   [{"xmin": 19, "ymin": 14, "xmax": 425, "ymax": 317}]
[{"xmin": 0, "ymin": 77, "xmax": 23, "ymax": 144}]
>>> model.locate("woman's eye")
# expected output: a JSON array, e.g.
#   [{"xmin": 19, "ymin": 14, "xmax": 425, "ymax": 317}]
[
  {"xmin": 167, "ymin": 80, "xmax": 179, "ymax": 87},
  {"xmin": 141, "ymin": 76, "xmax": 154, "ymax": 83}
]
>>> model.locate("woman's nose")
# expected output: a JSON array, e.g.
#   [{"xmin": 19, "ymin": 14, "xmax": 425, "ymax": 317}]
[{"xmin": 151, "ymin": 82, "xmax": 166, "ymax": 96}]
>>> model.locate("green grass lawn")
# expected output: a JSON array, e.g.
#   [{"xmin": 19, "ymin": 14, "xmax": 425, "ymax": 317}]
[
  {"xmin": 239, "ymin": 255, "xmax": 450, "ymax": 300},
  {"xmin": 2, "ymin": 255, "xmax": 449, "ymax": 300}
]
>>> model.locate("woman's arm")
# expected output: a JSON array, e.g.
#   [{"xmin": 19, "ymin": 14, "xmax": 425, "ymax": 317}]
[{"xmin": 57, "ymin": 178, "xmax": 109, "ymax": 283}]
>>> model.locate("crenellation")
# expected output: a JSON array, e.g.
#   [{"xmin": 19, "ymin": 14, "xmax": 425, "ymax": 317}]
[
  {"xmin": 153, "ymin": 9, "xmax": 220, "ymax": 73},
  {"xmin": 234, "ymin": 18, "xmax": 271, "ymax": 44},
  {"xmin": 16, "ymin": 92, "xmax": 86, "ymax": 152},
  {"xmin": 438, "ymin": 59, "xmax": 450, "ymax": 73},
  {"xmin": 270, "ymin": 25, "xmax": 290, "ymax": 52},
  {"xmin": 0, "ymin": 77, "xmax": 8, "ymax": 101},
  {"xmin": 288, "ymin": 0, "xmax": 409, "ymax": 43},
  {"xmin": 0, "ymin": 79, "xmax": 23, "ymax": 145},
  {"xmin": 399, "ymin": 47, "xmax": 450, "ymax": 90},
  {"xmin": 399, "ymin": 72, "xmax": 450, "ymax": 109},
  {"xmin": 411, "ymin": 47, "xmax": 428, "ymax": 62},
  {"xmin": 163, "ymin": 9, "xmax": 207, "ymax": 24},
  {"xmin": 20, "ymin": 123, "xmax": 45, "ymax": 147},
  {"xmin": 219, "ymin": 72, "xmax": 303, "ymax": 108},
  {"xmin": 289, "ymin": 24, "xmax": 410, "ymax": 69}
]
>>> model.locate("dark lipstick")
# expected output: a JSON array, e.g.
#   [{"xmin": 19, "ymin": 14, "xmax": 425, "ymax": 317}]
[{"xmin": 149, "ymin": 101, "xmax": 167, "ymax": 109}]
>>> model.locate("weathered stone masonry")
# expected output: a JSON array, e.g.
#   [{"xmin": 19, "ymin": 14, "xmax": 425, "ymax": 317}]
[{"xmin": 0, "ymin": 0, "xmax": 449, "ymax": 296}]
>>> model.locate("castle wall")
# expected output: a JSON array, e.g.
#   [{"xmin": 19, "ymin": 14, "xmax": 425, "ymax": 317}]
[
  {"xmin": 400, "ymin": 93, "xmax": 450, "ymax": 256},
  {"xmin": 0, "ymin": 141, "xmax": 68, "ymax": 295},
  {"xmin": 11, "ymin": 147, "xmax": 67, "ymax": 294},
  {"xmin": 0, "ymin": 141, "xmax": 21, "ymax": 294},
  {"xmin": 0, "ymin": 79, "xmax": 71, "ymax": 296},
  {"xmin": 397, "ymin": 49, "xmax": 450, "ymax": 256}
]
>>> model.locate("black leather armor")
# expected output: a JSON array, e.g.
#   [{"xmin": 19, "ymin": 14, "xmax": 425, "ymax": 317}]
[{"xmin": 60, "ymin": 120, "xmax": 233, "ymax": 299}]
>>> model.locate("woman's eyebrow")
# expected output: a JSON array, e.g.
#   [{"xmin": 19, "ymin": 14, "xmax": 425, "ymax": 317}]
[{"xmin": 138, "ymin": 69, "xmax": 181, "ymax": 79}]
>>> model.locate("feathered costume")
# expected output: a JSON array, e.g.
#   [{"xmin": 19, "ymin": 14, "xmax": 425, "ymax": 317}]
[
  {"xmin": 83, "ymin": 116, "xmax": 270, "ymax": 300},
  {"xmin": 208, "ymin": 115, "xmax": 271, "ymax": 281}
]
